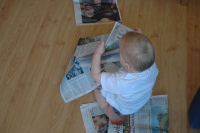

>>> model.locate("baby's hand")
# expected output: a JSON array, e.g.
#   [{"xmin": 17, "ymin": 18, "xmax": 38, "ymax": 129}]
[
  {"xmin": 94, "ymin": 41, "xmax": 105, "ymax": 55},
  {"xmin": 133, "ymin": 27, "xmax": 143, "ymax": 34}
]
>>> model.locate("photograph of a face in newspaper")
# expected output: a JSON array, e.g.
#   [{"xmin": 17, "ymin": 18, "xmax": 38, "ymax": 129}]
[
  {"xmin": 65, "ymin": 59, "xmax": 84, "ymax": 80},
  {"xmin": 73, "ymin": 0, "xmax": 121, "ymax": 25},
  {"xmin": 92, "ymin": 114, "xmax": 109, "ymax": 133}
]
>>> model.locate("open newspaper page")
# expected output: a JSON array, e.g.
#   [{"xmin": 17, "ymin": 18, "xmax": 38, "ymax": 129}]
[
  {"xmin": 78, "ymin": 49, "xmax": 120, "ymax": 68},
  {"xmin": 109, "ymin": 95, "xmax": 168, "ymax": 133},
  {"xmin": 60, "ymin": 58, "xmax": 98, "ymax": 102},
  {"xmin": 81, "ymin": 102, "xmax": 109, "ymax": 133},
  {"xmin": 124, "ymin": 95, "xmax": 169, "ymax": 133},
  {"xmin": 105, "ymin": 22, "xmax": 133, "ymax": 47},
  {"xmin": 81, "ymin": 95, "xmax": 169, "ymax": 133},
  {"xmin": 60, "ymin": 34, "xmax": 121, "ymax": 103},
  {"xmin": 74, "ymin": 34, "xmax": 109, "ymax": 58},
  {"xmin": 77, "ymin": 36, "xmax": 120, "ymax": 68},
  {"xmin": 73, "ymin": 0, "xmax": 122, "ymax": 25}
]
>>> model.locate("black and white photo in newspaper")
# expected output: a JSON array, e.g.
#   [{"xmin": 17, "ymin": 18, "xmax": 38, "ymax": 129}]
[{"xmin": 73, "ymin": 0, "xmax": 122, "ymax": 25}]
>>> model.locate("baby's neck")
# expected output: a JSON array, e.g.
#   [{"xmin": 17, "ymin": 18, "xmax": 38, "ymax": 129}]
[
  {"xmin": 122, "ymin": 67, "xmax": 139, "ymax": 73},
  {"xmin": 129, "ymin": 69, "xmax": 140, "ymax": 73}
]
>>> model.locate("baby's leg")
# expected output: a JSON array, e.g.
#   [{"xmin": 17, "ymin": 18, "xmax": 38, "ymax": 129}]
[{"xmin": 94, "ymin": 87, "xmax": 124, "ymax": 125}]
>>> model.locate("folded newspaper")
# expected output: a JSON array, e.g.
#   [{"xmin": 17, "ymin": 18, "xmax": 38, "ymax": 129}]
[
  {"xmin": 80, "ymin": 95, "xmax": 169, "ymax": 133},
  {"xmin": 60, "ymin": 22, "xmax": 134, "ymax": 103},
  {"xmin": 73, "ymin": 0, "xmax": 122, "ymax": 25}
]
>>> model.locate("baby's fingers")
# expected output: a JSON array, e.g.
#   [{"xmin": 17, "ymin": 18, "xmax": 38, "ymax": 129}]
[{"xmin": 133, "ymin": 27, "xmax": 143, "ymax": 34}]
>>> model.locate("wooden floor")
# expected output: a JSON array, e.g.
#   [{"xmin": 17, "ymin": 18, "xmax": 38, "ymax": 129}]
[{"xmin": 0, "ymin": 0, "xmax": 200, "ymax": 132}]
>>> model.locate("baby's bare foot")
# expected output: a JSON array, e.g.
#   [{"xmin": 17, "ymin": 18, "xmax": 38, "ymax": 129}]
[{"xmin": 104, "ymin": 106, "xmax": 125, "ymax": 125}]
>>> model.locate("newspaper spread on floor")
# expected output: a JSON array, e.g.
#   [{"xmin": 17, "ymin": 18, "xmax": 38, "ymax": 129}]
[
  {"xmin": 73, "ymin": 0, "xmax": 122, "ymax": 25},
  {"xmin": 60, "ymin": 23, "xmax": 133, "ymax": 103},
  {"xmin": 60, "ymin": 34, "xmax": 121, "ymax": 102},
  {"xmin": 80, "ymin": 95, "xmax": 169, "ymax": 133}
]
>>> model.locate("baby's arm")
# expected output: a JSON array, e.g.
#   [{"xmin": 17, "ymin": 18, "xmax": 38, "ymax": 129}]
[{"xmin": 91, "ymin": 41, "xmax": 105, "ymax": 84}]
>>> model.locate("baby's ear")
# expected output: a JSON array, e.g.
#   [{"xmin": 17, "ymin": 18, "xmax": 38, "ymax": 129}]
[{"xmin": 124, "ymin": 62, "xmax": 130, "ymax": 71}]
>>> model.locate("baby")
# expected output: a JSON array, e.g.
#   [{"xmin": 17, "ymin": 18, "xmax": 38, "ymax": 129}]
[{"xmin": 91, "ymin": 30, "xmax": 159, "ymax": 124}]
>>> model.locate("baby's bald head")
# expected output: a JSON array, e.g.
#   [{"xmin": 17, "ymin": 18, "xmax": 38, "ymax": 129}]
[{"xmin": 119, "ymin": 32, "xmax": 155, "ymax": 72}]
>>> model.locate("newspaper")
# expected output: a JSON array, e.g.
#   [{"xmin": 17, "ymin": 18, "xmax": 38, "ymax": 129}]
[
  {"xmin": 60, "ymin": 34, "xmax": 121, "ymax": 103},
  {"xmin": 105, "ymin": 22, "xmax": 133, "ymax": 47},
  {"xmin": 73, "ymin": 0, "xmax": 122, "ymax": 25},
  {"xmin": 74, "ymin": 34, "xmax": 109, "ymax": 58},
  {"xmin": 80, "ymin": 95, "xmax": 169, "ymax": 133}
]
